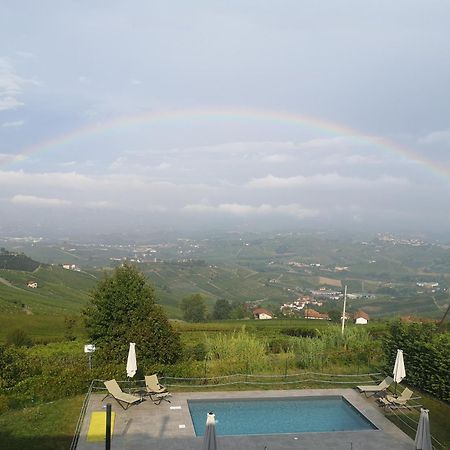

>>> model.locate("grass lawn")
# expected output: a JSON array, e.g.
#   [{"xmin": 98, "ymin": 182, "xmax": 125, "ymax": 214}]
[
  {"xmin": 0, "ymin": 395, "xmax": 84, "ymax": 450},
  {"xmin": 383, "ymin": 388, "xmax": 450, "ymax": 449}
]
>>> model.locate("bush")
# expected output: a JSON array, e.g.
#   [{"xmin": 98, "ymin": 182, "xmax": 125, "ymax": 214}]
[
  {"xmin": 0, "ymin": 394, "xmax": 10, "ymax": 414},
  {"xmin": 268, "ymin": 336, "xmax": 292, "ymax": 353},
  {"xmin": 383, "ymin": 321, "xmax": 450, "ymax": 402},
  {"xmin": 5, "ymin": 329, "xmax": 33, "ymax": 348},
  {"xmin": 281, "ymin": 327, "xmax": 319, "ymax": 338},
  {"xmin": 0, "ymin": 345, "xmax": 33, "ymax": 389},
  {"xmin": 183, "ymin": 343, "xmax": 207, "ymax": 361}
]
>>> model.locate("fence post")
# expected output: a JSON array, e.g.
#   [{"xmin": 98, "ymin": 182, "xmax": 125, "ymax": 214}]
[
  {"xmin": 105, "ymin": 403, "xmax": 111, "ymax": 450},
  {"xmin": 246, "ymin": 360, "xmax": 249, "ymax": 383}
]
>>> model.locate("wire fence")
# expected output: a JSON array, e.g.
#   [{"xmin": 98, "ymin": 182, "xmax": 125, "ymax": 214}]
[
  {"xmin": 160, "ymin": 371, "xmax": 382, "ymax": 388},
  {"xmin": 387, "ymin": 407, "xmax": 447, "ymax": 450}
]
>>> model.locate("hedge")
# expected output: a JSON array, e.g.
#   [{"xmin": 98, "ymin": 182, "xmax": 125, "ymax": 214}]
[{"xmin": 383, "ymin": 321, "xmax": 450, "ymax": 402}]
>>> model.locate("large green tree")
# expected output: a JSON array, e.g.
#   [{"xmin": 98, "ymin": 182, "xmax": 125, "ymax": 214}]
[
  {"xmin": 83, "ymin": 264, "xmax": 181, "ymax": 364},
  {"xmin": 212, "ymin": 298, "xmax": 232, "ymax": 320},
  {"xmin": 180, "ymin": 293, "xmax": 207, "ymax": 322}
]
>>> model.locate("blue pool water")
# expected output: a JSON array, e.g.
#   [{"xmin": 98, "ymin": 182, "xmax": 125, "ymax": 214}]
[{"xmin": 188, "ymin": 396, "xmax": 377, "ymax": 436}]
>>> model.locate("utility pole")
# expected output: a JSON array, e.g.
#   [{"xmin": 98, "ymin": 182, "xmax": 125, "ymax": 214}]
[
  {"xmin": 437, "ymin": 304, "xmax": 450, "ymax": 332},
  {"xmin": 341, "ymin": 285, "xmax": 347, "ymax": 336}
]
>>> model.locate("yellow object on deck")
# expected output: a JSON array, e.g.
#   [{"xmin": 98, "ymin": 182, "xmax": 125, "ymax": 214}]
[{"xmin": 86, "ymin": 411, "xmax": 116, "ymax": 442}]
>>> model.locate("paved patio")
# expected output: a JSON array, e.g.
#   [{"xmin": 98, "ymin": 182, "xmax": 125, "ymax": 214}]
[{"xmin": 75, "ymin": 389, "xmax": 415, "ymax": 450}]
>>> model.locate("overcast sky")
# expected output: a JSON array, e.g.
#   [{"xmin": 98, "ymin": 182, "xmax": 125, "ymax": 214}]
[{"xmin": 1, "ymin": 1, "xmax": 449, "ymax": 236}]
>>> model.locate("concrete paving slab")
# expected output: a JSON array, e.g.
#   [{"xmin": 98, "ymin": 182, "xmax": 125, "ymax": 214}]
[{"xmin": 75, "ymin": 389, "xmax": 415, "ymax": 450}]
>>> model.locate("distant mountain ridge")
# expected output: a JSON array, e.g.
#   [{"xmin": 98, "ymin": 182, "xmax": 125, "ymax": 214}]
[{"xmin": 0, "ymin": 248, "xmax": 43, "ymax": 272}]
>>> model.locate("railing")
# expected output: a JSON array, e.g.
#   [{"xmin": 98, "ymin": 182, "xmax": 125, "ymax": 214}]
[
  {"xmin": 69, "ymin": 379, "xmax": 96, "ymax": 450},
  {"xmin": 386, "ymin": 407, "xmax": 446, "ymax": 450},
  {"xmin": 160, "ymin": 371, "xmax": 383, "ymax": 388}
]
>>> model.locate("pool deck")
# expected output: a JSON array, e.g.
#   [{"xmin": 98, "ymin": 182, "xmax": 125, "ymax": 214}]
[{"xmin": 76, "ymin": 389, "xmax": 415, "ymax": 450}]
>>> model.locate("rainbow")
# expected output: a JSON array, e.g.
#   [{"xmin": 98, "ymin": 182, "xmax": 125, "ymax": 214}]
[{"xmin": 2, "ymin": 106, "xmax": 449, "ymax": 181}]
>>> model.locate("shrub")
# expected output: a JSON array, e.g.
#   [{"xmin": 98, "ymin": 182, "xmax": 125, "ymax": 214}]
[
  {"xmin": 0, "ymin": 345, "xmax": 33, "ymax": 389},
  {"xmin": 383, "ymin": 321, "xmax": 450, "ymax": 402},
  {"xmin": 5, "ymin": 329, "xmax": 33, "ymax": 348},
  {"xmin": 0, "ymin": 394, "xmax": 9, "ymax": 414},
  {"xmin": 281, "ymin": 327, "xmax": 319, "ymax": 338},
  {"xmin": 268, "ymin": 336, "xmax": 292, "ymax": 353},
  {"xmin": 183, "ymin": 343, "xmax": 207, "ymax": 361}
]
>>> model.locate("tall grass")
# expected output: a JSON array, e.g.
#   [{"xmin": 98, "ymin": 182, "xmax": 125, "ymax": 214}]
[{"xmin": 205, "ymin": 327, "xmax": 269, "ymax": 374}]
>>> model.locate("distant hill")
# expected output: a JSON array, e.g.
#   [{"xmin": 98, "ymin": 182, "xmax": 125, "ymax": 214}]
[
  {"xmin": 0, "ymin": 265, "xmax": 98, "ymax": 315},
  {"xmin": 0, "ymin": 248, "xmax": 42, "ymax": 272},
  {"xmin": 1, "ymin": 233, "xmax": 449, "ymax": 320}
]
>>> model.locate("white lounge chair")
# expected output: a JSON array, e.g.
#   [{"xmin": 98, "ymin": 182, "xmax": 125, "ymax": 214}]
[
  {"xmin": 145, "ymin": 374, "xmax": 171, "ymax": 404},
  {"xmin": 378, "ymin": 387, "xmax": 414, "ymax": 409},
  {"xmin": 103, "ymin": 379, "xmax": 141, "ymax": 410},
  {"xmin": 356, "ymin": 376, "xmax": 394, "ymax": 397}
]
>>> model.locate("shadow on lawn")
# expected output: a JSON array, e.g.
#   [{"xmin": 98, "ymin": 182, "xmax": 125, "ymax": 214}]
[{"xmin": 0, "ymin": 431, "xmax": 72, "ymax": 450}]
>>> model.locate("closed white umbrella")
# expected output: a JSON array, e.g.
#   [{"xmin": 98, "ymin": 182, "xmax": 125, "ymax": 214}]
[
  {"xmin": 393, "ymin": 349, "xmax": 406, "ymax": 394},
  {"xmin": 415, "ymin": 408, "xmax": 432, "ymax": 450},
  {"xmin": 126, "ymin": 342, "xmax": 137, "ymax": 378},
  {"xmin": 202, "ymin": 412, "xmax": 218, "ymax": 450}
]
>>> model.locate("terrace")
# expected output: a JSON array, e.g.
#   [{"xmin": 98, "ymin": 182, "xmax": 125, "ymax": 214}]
[{"xmin": 74, "ymin": 386, "xmax": 415, "ymax": 450}]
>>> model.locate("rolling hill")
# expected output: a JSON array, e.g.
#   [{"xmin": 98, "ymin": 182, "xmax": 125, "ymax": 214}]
[{"xmin": 0, "ymin": 265, "xmax": 98, "ymax": 315}]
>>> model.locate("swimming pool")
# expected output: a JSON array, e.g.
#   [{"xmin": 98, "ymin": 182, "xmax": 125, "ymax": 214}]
[{"xmin": 188, "ymin": 396, "xmax": 377, "ymax": 436}]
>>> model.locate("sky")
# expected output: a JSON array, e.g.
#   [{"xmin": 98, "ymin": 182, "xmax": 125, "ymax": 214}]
[{"xmin": 1, "ymin": 0, "xmax": 450, "ymax": 237}]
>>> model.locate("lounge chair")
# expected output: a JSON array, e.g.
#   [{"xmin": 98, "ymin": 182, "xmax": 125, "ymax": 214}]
[
  {"xmin": 356, "ymin": 376, "xmax": 394, "ymax": 397},
  {"xmin": 103, "ymin": 379, "xmax": 141, "ymax": 410},
  {"xmin": 145, "ymin": 374, "xmax": 167, "ymax": 394},
  {"xmin": 378, "ymin": 387, "xmax": 414, "ymax": 409},
  {"xmin": 145, "ymin": 374, "xmax": 171, "ymax": 404}
]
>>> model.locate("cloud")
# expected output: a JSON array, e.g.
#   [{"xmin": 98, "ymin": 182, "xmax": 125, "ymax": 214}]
[
  {"xmin": 83, "ymin": 200, "xmax": 117, "ymax": 209},
  {"xmin": 78, "ymin": 76, "xmax": 90, "ymax": 84},
  {"xmin": 261, "ymin": 154, "xmax": 290, "ymax": 163},
  {"xmin": 419, "ymin": 129, "xmax": 450, "ymax": 145},
  {"xmin": 11, "ymin": 194, "xmax": 71, "ymax": 207},
  {"xmin": 183, "ymin": 203, "xmax": 318, "ymax": 218},
  {"xmin": 247, "ymin": 173, "xmax": 408, "ymax": 189},
  {"xmin": 0, "ymin": 96, "xmax": 23, "ymax": 111},
  {"xmin": 0, "ymin": 58, "xmax": 38, "ymax": 111},
  {"xmin": 1, "ymin": 120, "xmax": 24, "ymax": 128},
  {"xmin": 15, "ymin": 51, "xmax": 35, "ymax": 59}
]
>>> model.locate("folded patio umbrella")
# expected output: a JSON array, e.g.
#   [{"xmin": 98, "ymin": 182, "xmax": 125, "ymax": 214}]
[
  {"xmin": 415, "ymin": 408, "xmax": 432, "ymax": 450},
  {"xmin": 126, "ymin": 342, "xmax": 137, "ymax": 378},
  {"xmin": 202, "ymin": 412, "xmax": 217, "ymax": 450},
  {"xmin": 393, "ymin": 349, "xmax": 406, "ymax": 394}
]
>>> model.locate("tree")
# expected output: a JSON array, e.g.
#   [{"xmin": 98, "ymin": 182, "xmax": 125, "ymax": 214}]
[
  {"xmin": 328, "ymin": 309, "xmax": 342, "ymax": 323},
  {"xmin": 212, "ymin": 298, "xmax": 232, "ymax": 320},
  {"xmin": 83, "ymin": 264, "xmax": 181, "ymax": 364},
  {"xmin": 64, "ymin": 316, "xmax": 78, "ymax": 341},
  {"xmin": 230, "ymin": 301, "xmax": 248, "ymax": 319},
  {"xmin": 180, "ymin": 293, "xmax": 207, "ymax": 322}
]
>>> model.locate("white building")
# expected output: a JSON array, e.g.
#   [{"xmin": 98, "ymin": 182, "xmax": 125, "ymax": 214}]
[{"xmin": 354, "ymin": 310, "xmax": 369, "ymax": 325}]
